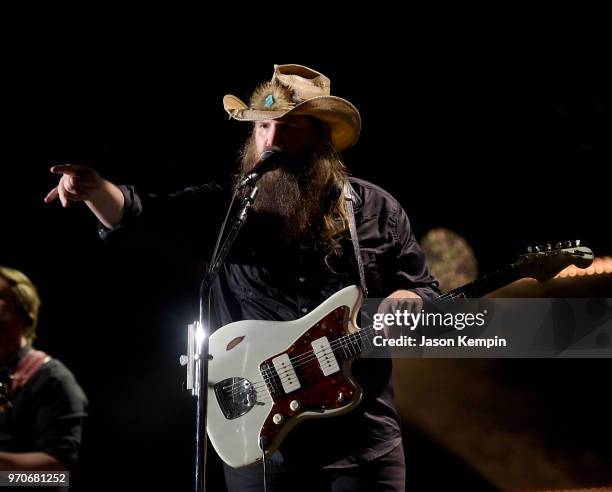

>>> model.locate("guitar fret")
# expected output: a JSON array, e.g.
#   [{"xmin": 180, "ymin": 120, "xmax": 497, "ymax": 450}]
[
  {"xmin": 341, "ymin": 340, "xmax": 350, "ymax": 359},
  {"xmin": 361, "ymin": 330, "xmax": 373, "ymax": 351},
  {"xmin": 354, "ymin": 332, "xmax": 363, "ymax": 352},
  {"xmin": 364, "ymin": 326, "xmax": 376, "ymax": 350},
  {"xmin": 347, "ymin": 337, "xmax": 355, "ymax": 357},
  {"xmin": 351, "ymin": 334, "xmax": 359, "ymax": 356}
]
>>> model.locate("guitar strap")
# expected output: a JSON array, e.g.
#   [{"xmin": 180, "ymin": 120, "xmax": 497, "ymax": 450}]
[
  {"xmin": 343, "ymin": 181, "xmax": 368, "ymax": 298},
  {"xmin": 0, "ymin": 349, "xmax": 50, "ymax": 412},
  {"xmin": 10, "ymin": 349, "xmax": 50, "ymax": 393}
]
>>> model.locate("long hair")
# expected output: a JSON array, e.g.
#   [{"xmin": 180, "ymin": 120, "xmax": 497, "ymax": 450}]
[{"xmin": 315, "ymin": 142, "xmax": 351, "ymax": 271}]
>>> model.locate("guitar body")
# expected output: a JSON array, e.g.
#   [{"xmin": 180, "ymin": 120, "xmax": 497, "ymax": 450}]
[{"xmin": 207, "ymin": 285, "xmax": 364, "ymax": 468}]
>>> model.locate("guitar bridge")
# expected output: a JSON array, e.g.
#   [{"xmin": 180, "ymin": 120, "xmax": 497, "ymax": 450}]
[{"xmin": 214, "ymin": 378, "xmax": 257, "ymax": 420}]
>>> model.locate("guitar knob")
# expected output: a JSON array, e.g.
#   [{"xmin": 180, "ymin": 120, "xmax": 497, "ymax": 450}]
[
  {"xmin": 535, "ymin": 245, "xmax": 542, "ymax": 253},
  {"xmin": 564, "ymin": 241, "xmax": 572, "ymax": 248},
  {"xmin": 576, "ymin": 239, "xmax": 581, "ymax": 246},
  {"xmin": 273, "ymin": 413, "xmax": 283, "ymax": 425},
  {"xmin": 289, "ymin": 400, "xmax": 300, "ymax": 411},
  {"xmin": 555, "ymin": 242, "xmax": 562, "ymax": 249},
  {"xmin": 546, "ymin": 243, "xmax": 552, "ymax": 251},
  {"xmin": 527, "ymin": 246, "xmax": 533, "ymax": 253}
]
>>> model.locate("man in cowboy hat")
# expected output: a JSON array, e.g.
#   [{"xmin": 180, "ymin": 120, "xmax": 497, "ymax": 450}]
[{"xmin": 46, "ymin": 64, "xmax": 439, "ymax": 491}]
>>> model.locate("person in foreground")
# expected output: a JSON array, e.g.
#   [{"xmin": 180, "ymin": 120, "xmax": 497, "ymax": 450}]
[{"xmin": 45, "ymin": 64, "xmax": 439, "ymax": 491}]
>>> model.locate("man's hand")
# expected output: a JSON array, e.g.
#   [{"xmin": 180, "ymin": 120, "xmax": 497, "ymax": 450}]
[
  {"xmin": 378, "ymin": 290, "xmax": 423, "ymax": 315},
  {"xmin": 44, "ymin": 164, "xmax": 104, "ymax": 208},
  {"xmin": 44, "ymin": 164, "xmax": 125, "ymax": 228},
  {"xmin": 377, "ymin": 290, "xmax": 423, "ymax": 340}
]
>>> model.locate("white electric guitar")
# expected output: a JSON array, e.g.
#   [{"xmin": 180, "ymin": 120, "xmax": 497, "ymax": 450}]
[{"xmin": 204, "ymin": 242, "xmax": 593, "ymax": 467}]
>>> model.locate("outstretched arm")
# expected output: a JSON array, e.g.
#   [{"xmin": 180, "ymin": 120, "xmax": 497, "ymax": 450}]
[{"xmin": 44, "ymin": 164, "xmax": 125, "ymax": 228}]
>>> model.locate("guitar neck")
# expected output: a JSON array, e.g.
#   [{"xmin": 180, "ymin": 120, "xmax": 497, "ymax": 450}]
[
  {"xmin": 438, "ymin": 264, "xmax": 520, "ymax": 300},
  {"xmin": 337, "ymin": 263, "xmax": 522, "ymax": 358}
]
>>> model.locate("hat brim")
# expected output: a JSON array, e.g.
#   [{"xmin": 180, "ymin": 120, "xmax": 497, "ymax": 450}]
[{"xmin": 223, "ymin": 95, "xmax": 361, "ymax": 152}]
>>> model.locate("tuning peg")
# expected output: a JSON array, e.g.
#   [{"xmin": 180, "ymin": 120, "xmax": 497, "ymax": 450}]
[
  {"xmin": 535, "ymin": 245, "xmax": 542, "ymax": 253},
  {"xmin": 564, "ymin": 240, "xmax": 572, "ymax": 248},
  {"xmin": 555, "ymin": 242, "xmax": 562, "ymax": 249},
  {"xmin": 527, "ymin": 246, "xmax": 533, "ymax": 253},
  {"xmin": 546, "ymin": 243, "xmax": 552, "ymax": 251},
  {"xmin": 576, "ymin": 239, "xmax": 581, "ymax": 246}
]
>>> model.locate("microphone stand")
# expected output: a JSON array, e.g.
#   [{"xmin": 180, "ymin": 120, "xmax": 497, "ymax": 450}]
[{"xmin": 186, "ymin": 179, "xmax": 260, "ymax": 492}]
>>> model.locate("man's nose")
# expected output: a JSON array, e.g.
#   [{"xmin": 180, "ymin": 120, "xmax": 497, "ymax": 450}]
[{"xmin": 266, "ymin": 125, "xmax": 283, "ymax": 148}]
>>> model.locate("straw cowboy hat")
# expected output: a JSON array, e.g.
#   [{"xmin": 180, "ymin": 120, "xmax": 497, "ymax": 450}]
[{"xmin": 223, "ymin": 64, "xmax": 361, "ymax": 152}]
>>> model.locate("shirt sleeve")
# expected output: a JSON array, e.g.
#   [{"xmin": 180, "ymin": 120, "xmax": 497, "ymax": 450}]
[
  {"xmin": 30, "ymin": 363, "xmax": 88, "ymax": 467},
  {"xmin": 390, "ymin": 204, "xmax": 441, "ymax": 300},
  {"xmin": 96, "ymin": 182, "xmax": 229, "ymax": 259}
]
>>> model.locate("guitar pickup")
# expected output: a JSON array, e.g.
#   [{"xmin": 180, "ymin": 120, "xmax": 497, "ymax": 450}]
[
  {"xmin": 311, "ymin": 337, "xmax": 340, "ymax": 376},
  {"xmin": 272, "ymin": 354, "xmax": 301, "ymax": 394}
]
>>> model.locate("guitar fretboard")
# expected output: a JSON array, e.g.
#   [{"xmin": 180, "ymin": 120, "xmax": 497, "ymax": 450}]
[{"xmin": 439, "ymin": 264, "xmax": 520, "ymax": 300}]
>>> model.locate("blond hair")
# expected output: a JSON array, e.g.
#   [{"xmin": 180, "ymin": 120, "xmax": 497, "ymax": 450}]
[{"xmin": 0, "ymin": 265, "xmax": 41, "ymax": 343}]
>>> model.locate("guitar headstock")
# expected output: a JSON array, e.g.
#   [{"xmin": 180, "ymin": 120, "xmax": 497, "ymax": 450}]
[{"xmin": 515, "ymin": 240, "xmax": 594, "ymax": 282}]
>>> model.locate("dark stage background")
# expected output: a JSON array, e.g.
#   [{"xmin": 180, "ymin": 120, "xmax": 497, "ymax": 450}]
[{"xmin": 2, "ymin": 29, "xmax": 610, "ymax": 491}]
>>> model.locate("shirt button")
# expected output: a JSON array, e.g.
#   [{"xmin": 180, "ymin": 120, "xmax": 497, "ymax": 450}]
[
  {"xmin": 301, "ymin": 307, "xmax": 308, "ymax": 313},
  {"xmin": 298, "ymin": 276, "xmax": 306, "ymax": 283}
]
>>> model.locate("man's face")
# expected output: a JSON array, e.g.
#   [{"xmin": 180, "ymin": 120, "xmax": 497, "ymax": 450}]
[
  {"xmin": 0, "ymin": 276, "xmax": 24, "ymax": 342},
  {"xmin": 254, "ymin": 115, "xmax": 321, "ymax": 157},
  {"xmin": 240, "ymin": 114, "xmax": 341, "ymax": 242}
]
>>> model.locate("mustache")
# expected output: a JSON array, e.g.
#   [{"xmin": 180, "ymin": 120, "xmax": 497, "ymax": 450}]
[{"xmin": 243, "ymin": 148, "xmax": 309, "ymax": 178}]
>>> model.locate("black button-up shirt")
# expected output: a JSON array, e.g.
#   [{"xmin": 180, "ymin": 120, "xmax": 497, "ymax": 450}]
[
  {"xmin": 0, "ymin": 347, "xmax": 88, "ymax": 470},
  {"xmin": 99, "ymin": 176, "xmax": 439, "ymax": 468}
]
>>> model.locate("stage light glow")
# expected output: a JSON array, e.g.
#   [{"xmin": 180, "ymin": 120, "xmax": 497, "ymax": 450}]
[{"xmin": 555, "ymin": 257, "xmax": 612, "ymax": 278}]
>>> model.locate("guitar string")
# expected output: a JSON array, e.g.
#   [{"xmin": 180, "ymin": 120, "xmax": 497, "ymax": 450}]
[
  {"xmin": 220, "ymin": 254, "xmax": 575, "ymax": 398},
  {"xmin": 221, "ymin": 289, "xmax": 470, "ymax": 396},
  {"xmin": 222, "ymin": 323, "xmax": 379, "ymax": 396},
  {"xmin": 221, "ymin": 290, "xmax": 471, "ymax": 397}
]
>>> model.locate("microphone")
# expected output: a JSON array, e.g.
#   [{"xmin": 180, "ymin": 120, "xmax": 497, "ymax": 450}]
[{"xmin": 237, "ymin": 150, "xmax": 285, "ymax": 188}]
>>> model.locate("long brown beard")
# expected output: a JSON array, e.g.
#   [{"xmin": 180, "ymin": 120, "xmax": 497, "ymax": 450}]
[{"xmin": 237, "ymin": 133, "xmax": 348, "ymax": 248}]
